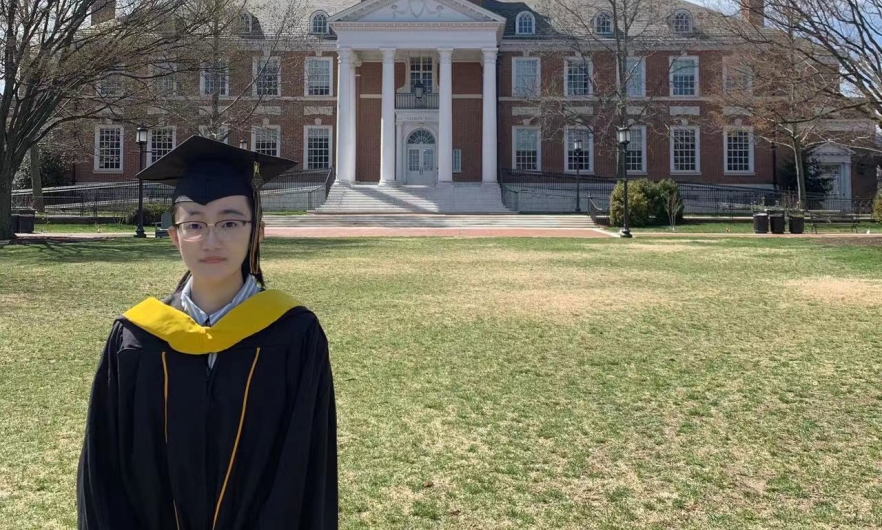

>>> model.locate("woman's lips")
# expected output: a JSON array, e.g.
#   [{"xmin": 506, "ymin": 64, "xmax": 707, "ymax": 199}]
[{"xmin": 200, "ymin": 257, "xmax": 227, "ymax": 264}]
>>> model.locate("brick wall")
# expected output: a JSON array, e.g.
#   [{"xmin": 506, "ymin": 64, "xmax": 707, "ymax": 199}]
[{"xmin": 70, "ymin": 46, "xmax": 876, "ymax": 198}]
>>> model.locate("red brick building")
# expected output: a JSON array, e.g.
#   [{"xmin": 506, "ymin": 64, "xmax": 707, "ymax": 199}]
[{"xmin": 78, "ymin": 0, "xmax": 878, "ymax": 210}]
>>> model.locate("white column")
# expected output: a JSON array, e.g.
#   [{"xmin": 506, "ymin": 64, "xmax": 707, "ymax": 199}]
[
  {"xmin": 396, "ymin": 120, "xmax": 403, "ymax": 182},
  {"xmin": 438, "ymin": 48, "xmax": 454, "ymax": 184},
  {"xmin": 380, "ymin": 48, "xmax": 397, "ymax": 185},
  {"xmin": 347, "ymin": 58, "xmax": 358, "ymax": 182},
  {"xmin": 482, "ymin": 48, "xmax": 498, "ymax": 183},
  {"xmin": 335, "ymin": 48, "xmax": 352, "ymax": 183}
]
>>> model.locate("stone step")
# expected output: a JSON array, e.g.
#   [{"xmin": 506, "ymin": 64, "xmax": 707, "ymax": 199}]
[
  {"xmin": 313, "ymin": 182, "xmax": 516, "ymax": 214},
  {"xmin": 265, "ymin": 214, "xmax": 596, "ymax": 228}
]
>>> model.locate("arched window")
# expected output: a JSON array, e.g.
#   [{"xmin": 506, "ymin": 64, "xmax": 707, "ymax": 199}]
[
  {"xmin": 239, "ymin": 12, "xmax": 252, "ymax": 34},
  {"xmin": 672, "ymin": 10, "xmax": 693, "ymax": 33},
  {"xmin": 594, "ymin": 12, "xmax": 612, "ymax": 35},
  {"xmin": 310, "ymin": 11, "xmax": 328, "ymax": 34},
  {"xmin": 407, "ymin": 129, "xmax": 435, "ymax": 145},
  {"xmin": 516, "ymin": 12, "xmax": 535, "ymax": 35}
]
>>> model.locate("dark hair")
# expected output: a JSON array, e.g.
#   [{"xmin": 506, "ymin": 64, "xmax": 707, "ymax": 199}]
[{"xmin": 170, "ymin": 199, "xmax": 265, "ymax": 294}]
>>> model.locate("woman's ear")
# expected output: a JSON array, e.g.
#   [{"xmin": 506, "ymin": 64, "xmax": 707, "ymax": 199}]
[
  {"xmin": 168, "ymin": 227, "xmax": 181, "ymax": 251},
  {"xmin": 258, "ymin": 221, "xmax": 266, "ymax": 243}
]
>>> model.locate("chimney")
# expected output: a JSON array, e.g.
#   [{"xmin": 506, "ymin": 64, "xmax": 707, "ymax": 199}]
[
  {"xmin": 91, "ymin": 0, "xmax": 116, "ymax": 26},
  {"xmin": 740, "ymin": 0, "xmax": 765, "ymax": 26}
]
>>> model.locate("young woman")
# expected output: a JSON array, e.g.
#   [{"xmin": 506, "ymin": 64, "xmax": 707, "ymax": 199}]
[{"xmin": 77, "ymin": 136, "xmax": 338, "ymax": 529}]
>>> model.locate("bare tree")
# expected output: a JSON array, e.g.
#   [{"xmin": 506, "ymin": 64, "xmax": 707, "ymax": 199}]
[
  {"xmin": 741, "ymin": 0, "xmax": 882, "ymax": 127},
  {"xmin": 533, "ymin": 0, "xmax": 718, "ymax": 167},
  {"xmin": 0, "ymin": 0, "xmax": 221, "ymax": 240},
  {"xmin": 140, "ymin": 0, "xmax": 311, "ymax": 145},
  {"xmin": 708, "ymin": 4, "xmax": 871, "ymax": 204}
]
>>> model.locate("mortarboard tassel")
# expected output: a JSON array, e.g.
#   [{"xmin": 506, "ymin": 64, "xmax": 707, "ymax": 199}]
[{"xmin": 249, "ymin": 160, "xmax": 264, "ymax": 276}]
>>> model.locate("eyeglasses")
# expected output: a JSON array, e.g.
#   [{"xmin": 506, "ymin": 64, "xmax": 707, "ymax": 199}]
[{"xmin": 171, "ymin": 219, "xmax": 252, "ymax": 241}]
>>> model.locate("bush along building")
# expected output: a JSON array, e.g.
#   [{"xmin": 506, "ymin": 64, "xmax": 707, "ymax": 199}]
[{"xmin": 74, "ymin": 0, "xmax": 878, "ymax": 213}]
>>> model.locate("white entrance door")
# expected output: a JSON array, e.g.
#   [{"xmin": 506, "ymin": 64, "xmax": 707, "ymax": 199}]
[
  {"xmin": 405, "ymin": 129, "xmax": 437, "ymax": 185},
  {"xmin": 819, "ymin": 163, "xmax": 849, "ymax": 210}
]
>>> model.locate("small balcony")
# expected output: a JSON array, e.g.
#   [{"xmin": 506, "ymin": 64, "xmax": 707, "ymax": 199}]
[{"xmin": 395, "ymin": 92, "xmax": 439, "ymax": 110}]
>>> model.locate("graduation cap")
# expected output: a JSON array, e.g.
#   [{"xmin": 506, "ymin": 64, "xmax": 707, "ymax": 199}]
[{"xmin": 135, "ymin": 134, "xmax": 298, "ymax": 277}]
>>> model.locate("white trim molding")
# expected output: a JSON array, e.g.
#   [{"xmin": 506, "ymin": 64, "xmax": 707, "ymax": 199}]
[
  {"xmin": 723, "ymin": 126, "xmax": 755, "ymax": 175},
  {"xmin": 512, "ymin": 125, "xmax": 541, "ymax": 171},
  {"xmin": 303, "ymin": 125, "xmax": 334, "ymax": 170},
  {"xmin": 251, "ymin": 125, "xmax": 281, "ymax": 157},
  {"xmin": 94, "ymin": 124, "xmax": 124, "ymax": 173},
  {"xmin": 669, "ymin": 55, "xmax": 699, "ymax": 98},
  {"xmin": 670, "ymin": 125, "xmax": 701, "ymax": 174}
]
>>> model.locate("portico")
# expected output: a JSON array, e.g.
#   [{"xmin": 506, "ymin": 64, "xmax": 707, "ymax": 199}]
[{"xmin": 329, "ymin": 0, "xmax": 505, "ymax": 186}]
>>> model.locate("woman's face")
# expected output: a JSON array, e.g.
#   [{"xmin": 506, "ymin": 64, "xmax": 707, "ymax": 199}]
[{"xmin": 169, "ymin": 195, "xmax": 257, "ymax": 285}]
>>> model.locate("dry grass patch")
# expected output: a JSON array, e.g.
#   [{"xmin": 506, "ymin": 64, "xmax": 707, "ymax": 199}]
[{"xmin": 784, "ymin": 277, "xmax": 882, "ymax": 307}]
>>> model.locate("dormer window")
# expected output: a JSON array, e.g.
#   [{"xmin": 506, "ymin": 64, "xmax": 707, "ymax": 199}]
[
  {"xmin": 239, "ymin": 12, "xmax": 252, "ymax": 34},
  {"xmin": 516, "ymin": 12, "xmax": 535, "ymax": 35},
  {"xmin": 310, "ymin": 11, "xmax": 328, "ymax": 34},
  {"xmin": 672, "ymin": 10, "xmax": 693, "ymax": 33},
  {"xmin": 594, "ymin": 12, "xmax": 613, "ymax": 35}
]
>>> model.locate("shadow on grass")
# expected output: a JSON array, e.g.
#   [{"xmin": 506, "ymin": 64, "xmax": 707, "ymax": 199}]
[{"xmin": 1, "ymin": 237, "xmax": 380, "ymax": 265}]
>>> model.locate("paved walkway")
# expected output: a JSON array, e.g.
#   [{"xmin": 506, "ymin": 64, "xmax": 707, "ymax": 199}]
[{"xmin": 6, "ymin": 228, "xmax": 879, "ymax": 241}]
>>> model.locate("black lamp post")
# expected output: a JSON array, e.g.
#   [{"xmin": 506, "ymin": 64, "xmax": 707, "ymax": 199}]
[
  {"xmin": 617, "ymin": 126, "xmax": 632, "ymax": 238},
  {"xmin": 573, "ymin": 136, "xmax": 583, "ymax": 213},
  {"xmin": 134, "ymin": 124, "xmax": 148, "ymax": 238},
  {"xmin": 239, "ymin": 138, "xmax": 249, "ymax": 150}
]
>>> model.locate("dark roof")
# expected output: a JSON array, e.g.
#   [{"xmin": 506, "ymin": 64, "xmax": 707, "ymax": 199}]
[{"xmin": 482, "ymin": 0, "xmax": 556, "ymax": 37}]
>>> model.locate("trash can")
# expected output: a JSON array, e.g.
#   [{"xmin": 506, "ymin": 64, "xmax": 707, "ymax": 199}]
[
  {"xmin": 10, "ymin": 214, "xmax": 20, "ymax": 233},
  {"xmin": 753, "ymin": 212, "xmax": 769, "ymax": 234},
  {"xmin": 769, "ymin": 214, "xmax": 785, "ymax": 234},
  {"xmin": 789, "ymin": 216, "xmax": 805, "ymax": 234},
  {"xmin": 15, "ymin": 209, "xmax": 35, "ymax": 234}
]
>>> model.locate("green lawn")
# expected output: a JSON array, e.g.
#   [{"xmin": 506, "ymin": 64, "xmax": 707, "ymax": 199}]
[
  {"xmin": 607, "ymin": 220, "xmax": 879, "ymax": 234},
  {"xmin": 1, "ymin": 237, "xmax": 881, "ymax": 529},
  {"xmin": 29, "ymin": 222, "xmax": 137, "ymax": 234}
]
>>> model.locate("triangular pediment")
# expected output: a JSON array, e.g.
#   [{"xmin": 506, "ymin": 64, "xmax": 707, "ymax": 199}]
[
  {"xmin": 809, "ymin": 142, "xmax": 856, "ymax": 157},
  {"xmin": 330, "ymin": 0, "xmax": 505, "ymax": 23}
]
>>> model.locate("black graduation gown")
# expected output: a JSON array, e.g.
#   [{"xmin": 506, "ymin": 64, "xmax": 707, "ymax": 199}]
[{"xmin": 76, "ymin": 289, "xmax": 338, "ymax": 530}]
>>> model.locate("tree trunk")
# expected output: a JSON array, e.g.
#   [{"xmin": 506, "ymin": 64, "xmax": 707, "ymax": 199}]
[
  {"xmin": 792, "ymin": 138, "xmax": 807, "ymax": 206},
  {"xmin": 30, "ymin": 146, "xmax": 44, "ymax": 212},
  {"xmin": 0, "ymin": 167, "xmax": 13, "ymax": 240}
]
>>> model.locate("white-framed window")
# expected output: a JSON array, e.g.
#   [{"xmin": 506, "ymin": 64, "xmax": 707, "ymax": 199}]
[
  {"xmin": 254, "ymin": 56, "xmax": 280, "ymax": 97},
  {"xmin": 516, "ymin": 12, "xmax": 535, "ymax": 35},
  {"xmin": 724, "ymin": 61, "xmax": 753, "ymax": 96},
  {"xmin": 239, "ymin": 12, "xmax": 252, "ymax": 33},
  {"xmin": 201, "ymin": 59, "xmax": 229, "ymax": 96},
  {"xmin": 724, "ymin": 126, "xmax": 754, "ymax": 174},
  {"xmin": 151, "ymin": 62, "xmax": 177, "ymax": 96},
  {"xmin": 512, "ymin": 57, "xmax": 540, "ymax": 98},
  {"xmin": 252, "ymin": 125, "xmax": 280, "ymax": 156},
  {"xmin": 409, "ymin": 56, "xmax": 434, "ymax": 93},
  {"xmin": 310, "ymin": 11, "xmax": 328, "ymax": 34},
  {"xmin": 304, "ymin": 125, "xmax": 332, "ymax": 169},
  {"xmin": 625, "ymin": 56, "xmax": 645, "ymax": 98},
  {"xmin": 565, "ymin": 58, "xmax": 592, "ymax": 97},
  {"xmin": 670, "ymin": 56, "xmax": 698, "ymax": 97},
  {"xmin": 672, "ymin": 10, "xmax": 693, "ymax": 33},
  {"xmin": 148, "ymin": 127, "xmax": 175, "ymax": 165},
  {"xmin": 198, "ymin": 125, "xmax": 229, "ymax": 144},
  {"xmin": 626, "ymin": 125, "xmax": 647, "ymax": 173},
  {"xmin": 94, "ymin": 125, "xmax": 123, "ymax": 172},
  {"xmin": 670, "ymin": 126, "xmax": 700, "ymax": 173},
  {"xmin": 305, "ymin": 57, "xmax": 333, "ymax": 96},
  {"xmin": 513, "ymin": 126, "xmax": 541, "ymax": 171},
  {"xmin": 565, "ymin": 128, "xmax": 593, "ymax": 173},
  {"xmin": 97, "ymin": 75, "xmax": 123, "ymax": 97},
  {"xmin": 453, "ymin": 149, "xmax": 462, "ymax": 173},
  {"xmin": 594, "ymin": 12, "xmax": 613, "ymax": 35}
]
